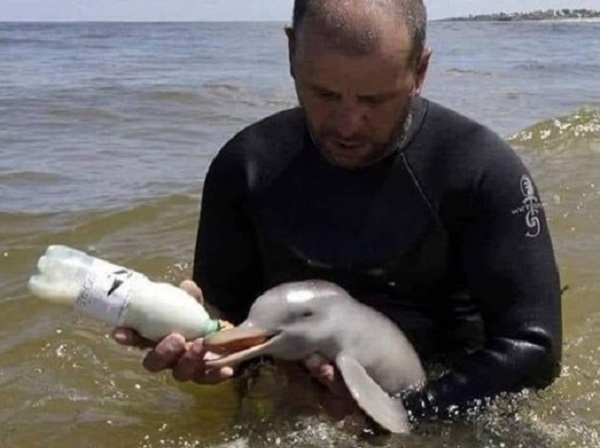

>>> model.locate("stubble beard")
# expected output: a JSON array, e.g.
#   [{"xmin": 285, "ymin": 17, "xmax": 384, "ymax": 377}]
[{"xmin": 304, "ymin": 98, "xmax": 414, "ymax": 170}]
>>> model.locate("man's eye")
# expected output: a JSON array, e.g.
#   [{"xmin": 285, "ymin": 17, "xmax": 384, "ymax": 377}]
[
  {"xmin": 361, "ymin": 96, "xmax": 385, "ymax": 106},
  {"xmin": 316, "ymin": 90, "xmax": 338, "ymax": 101}
]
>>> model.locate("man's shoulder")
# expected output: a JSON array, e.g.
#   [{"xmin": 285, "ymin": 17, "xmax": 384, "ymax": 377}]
[
  {"xmin": 423, "ymin": 99, "xmax": 504, "ymax": 145},
  {"xmin": 249, "ymin": 107, "xmax": 305, "ymax": 131},
  {"xmin": 416, "ymin": 98, "xmax": 520, "ymax": 167},
  {"xmin": 407, "ymin": 98, "xmax": 530, "ymax": 212},
  {"xmin": 208, "ymin": 107, "xmax": 307, "ymax": 190},
  {"xmin": 223, "ymin": 107, "xmax": 306, "ymax": 157}
]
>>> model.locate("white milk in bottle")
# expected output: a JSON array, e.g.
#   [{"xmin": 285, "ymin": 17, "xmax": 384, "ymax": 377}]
[{"xmin": 28, "ymin": 245, "xmax": 220, "ymax": 341}]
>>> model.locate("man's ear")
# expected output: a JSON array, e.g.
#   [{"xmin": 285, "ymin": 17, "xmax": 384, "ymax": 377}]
[
  {"xmin": 285, "ymin": 25, "xmax": 297, "ymax": 79},
  {"xmin": 413, "ymin": 46, "xmax": 432, "ymax": 95}
]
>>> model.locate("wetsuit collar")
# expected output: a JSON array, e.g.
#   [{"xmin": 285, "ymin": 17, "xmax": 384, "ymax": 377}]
[{"xmin": 395, "ymin": 95, "xmax": 428, "ymax": 155}]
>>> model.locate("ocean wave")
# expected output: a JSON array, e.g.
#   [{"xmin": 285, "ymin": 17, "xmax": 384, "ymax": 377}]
[
  {"xmin": 139, "ymin": 84, "xmax": 245, "ymax": 105},
  {"xmin": 514, "ymin": 61, "xmax": 600, "ymax": 74},
  {"xmin": 0, "ymin": 37, "xmax": 48, "ymax": 46},
  {"xmin": 0, "ymin": 36, "xmax": 72, "ymax": 50},
  {"xmin": 81, "ymin": 31, "xmax": 114, "ymax": 40},
  {"xmin": 203, "ymin": 82, "xmax": 243, "ymax": 93},
  {"xmin": 45, "ymin": 106, "xmax": 123, "ymax": 122},
  {"xmin": 140, "ymin": 90, "xmax": 202, "ymax": 104},
  {"xmin": 137, "ymin": 84, "xmax": 294, "ymax": 112},
  {"xmin": 443, "ymin": 67, "xmax": 493, "ymax": 76},
  {"xmin": 508, "ymin": 107, "xmax": 600, "ymax": 153},
  {"xmin": 1, "ymin": 195, "xmax": 207, "ymax": 327},
  {"xmin": 0, "ymin": 193, "xmax": 200, "ymax": 258},
  {"xmin": 0, "ymin": 171, "xmax": 72, "ymax": 186}
]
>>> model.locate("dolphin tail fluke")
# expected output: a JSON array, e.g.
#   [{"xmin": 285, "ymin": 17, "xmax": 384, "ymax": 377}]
[{"xmin": 335, "ymin": 352, "xmax": 411, "ymax": 434}]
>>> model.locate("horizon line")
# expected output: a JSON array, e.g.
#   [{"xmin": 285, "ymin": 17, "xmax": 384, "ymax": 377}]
[{"xmin": 0, "ymin": 18, "xmax": 452, "ymax": 24}]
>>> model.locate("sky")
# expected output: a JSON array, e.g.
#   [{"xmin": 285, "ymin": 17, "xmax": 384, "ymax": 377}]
[{"xmin": 0, "ymin": 0, "xmax": 598, "ymax": 22}]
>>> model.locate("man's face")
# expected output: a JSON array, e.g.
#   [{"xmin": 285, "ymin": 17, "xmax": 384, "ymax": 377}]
[{"xmin": 288, "ymin": 17, "xmax": 429, "ymax": 170}]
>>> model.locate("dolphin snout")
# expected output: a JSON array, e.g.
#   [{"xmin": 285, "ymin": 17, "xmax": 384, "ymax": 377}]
[{"xmin": 203, "ymin": 325, "xmax": 278, "ymax": 368}]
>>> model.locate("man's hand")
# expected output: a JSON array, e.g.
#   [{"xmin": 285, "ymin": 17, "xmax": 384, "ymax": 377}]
[
  {"xmin": 111, "ymin": 279, "xmax": 235, "ymax": 384},
  {"xmin": 301, "ymin": 353, "xmax": 360, "ymax": 419},
  {"xmin": 303, "ymin": 353, "xmax": 349, "ymax": 396}
]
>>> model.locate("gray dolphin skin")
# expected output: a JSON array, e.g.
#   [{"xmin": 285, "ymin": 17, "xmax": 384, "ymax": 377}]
[{"xmin": 203, "ymin": 280, "xmax": 425, "ymax": 434}]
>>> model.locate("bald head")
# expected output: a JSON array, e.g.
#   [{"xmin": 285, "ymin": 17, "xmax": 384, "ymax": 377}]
[{"xmin": 292, "ymin": 0, "xmax": 427, "ymax": 62}]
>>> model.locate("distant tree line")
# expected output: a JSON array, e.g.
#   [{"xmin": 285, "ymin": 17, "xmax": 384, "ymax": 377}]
[{"xmin": 442, "ymin": 9, "xmax": 600, "ymax": 22}]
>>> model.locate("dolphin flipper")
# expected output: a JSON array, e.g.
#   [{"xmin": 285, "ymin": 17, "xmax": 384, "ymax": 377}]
[{"xmin": 336, "ymin": 352, "xmax": 411, "ymax": 434}]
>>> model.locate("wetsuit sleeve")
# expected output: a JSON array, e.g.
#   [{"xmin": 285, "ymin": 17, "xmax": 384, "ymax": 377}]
[
  {"xmin": 192, "ymin": 143, "xmax": 264, "ymax": 325},
  {"xmin": 404, "ymin": 138, "xmax": 562, "ymax": 418}
]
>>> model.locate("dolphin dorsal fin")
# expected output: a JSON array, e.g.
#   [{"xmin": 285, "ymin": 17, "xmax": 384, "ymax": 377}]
[{"xmin": 335, "ymin": 352, "xmax": 411, "ymax": 434}]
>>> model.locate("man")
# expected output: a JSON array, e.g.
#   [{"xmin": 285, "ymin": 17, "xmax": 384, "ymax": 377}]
[{"xmin": 115, "ymin": 0, "xmax": 562, "ymax": 420}]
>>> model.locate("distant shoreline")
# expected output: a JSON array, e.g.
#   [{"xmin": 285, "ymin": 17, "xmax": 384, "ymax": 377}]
[
  {"xmin": 437, "ymin": 18, "xmax": 600, "ymax": 23},
  {"xmin": 537, "ymin": 18, "xmax": 600, "ymax": 22},
  {"xmin": 440, "ymin": 9, "xmax": 600, "ymax": 22}
]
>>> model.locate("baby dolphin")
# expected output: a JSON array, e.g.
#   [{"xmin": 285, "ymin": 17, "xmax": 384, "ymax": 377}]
[{"xmin": 203, "ymin": 280, "xmax": 425, "ymax": 433}]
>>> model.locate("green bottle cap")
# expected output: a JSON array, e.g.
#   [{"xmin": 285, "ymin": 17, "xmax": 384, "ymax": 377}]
[{"xmin": 203, "ymin": 319, "xmax": 221, "ymax": 336}]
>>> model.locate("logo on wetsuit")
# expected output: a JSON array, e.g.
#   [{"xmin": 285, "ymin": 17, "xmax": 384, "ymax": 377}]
[{"xmin": 511, "ymin": 175, "xmax": 542, "ymax": 238}]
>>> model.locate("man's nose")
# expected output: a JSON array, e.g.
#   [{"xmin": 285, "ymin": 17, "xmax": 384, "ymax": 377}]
[{"xmin": 331, "ymin": 103, "xmax": 364, "ymax": 139}]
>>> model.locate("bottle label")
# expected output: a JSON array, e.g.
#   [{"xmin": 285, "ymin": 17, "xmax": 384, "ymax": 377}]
[{"xmin": 75, "ymin": 260, "xmax": 142, "ymax": 326}]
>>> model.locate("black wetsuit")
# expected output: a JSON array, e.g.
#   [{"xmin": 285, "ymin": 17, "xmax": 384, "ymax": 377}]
[{"xmin": 193, "ymin": 97, "xmax": 562, "ymax": 418}]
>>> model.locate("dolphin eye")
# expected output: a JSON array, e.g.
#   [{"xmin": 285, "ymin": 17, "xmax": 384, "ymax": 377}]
[{"xmin": 301, "ymin": 310, "xmax": 313, "ymax": 318}]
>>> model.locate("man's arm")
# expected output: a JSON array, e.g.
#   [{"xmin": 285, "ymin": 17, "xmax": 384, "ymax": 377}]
[
  {"xmin": 193, "ymin": 139, "xmax": 265, "ymax": 324},
  {"xmin": 403, "ymin": 142, "xmax": 562, "ymax": 418}
]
